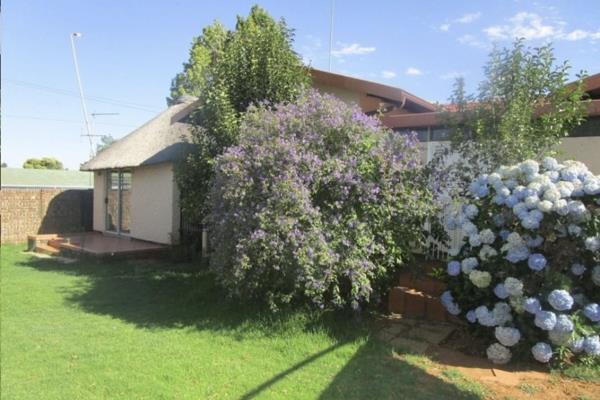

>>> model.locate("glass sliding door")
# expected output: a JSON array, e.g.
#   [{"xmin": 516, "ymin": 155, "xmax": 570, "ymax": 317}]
[{"xmin": 105, "ymin": 170, "xmax": 131, "ymax": 235}]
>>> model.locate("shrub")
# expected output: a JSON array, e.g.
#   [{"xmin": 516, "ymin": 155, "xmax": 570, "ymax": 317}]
[
  {"xmin": 441, "ymin": 157, "xmax": 600, "ymax": 365},
  {"xmin": 206, "ymin": 90, "xmax": 436, "ymax": 311}
]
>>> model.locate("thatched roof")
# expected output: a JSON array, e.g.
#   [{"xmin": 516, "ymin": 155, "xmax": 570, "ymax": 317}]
[{"xmin": 81, "ymin": 97, "xmax": 199, "ymax": 171}]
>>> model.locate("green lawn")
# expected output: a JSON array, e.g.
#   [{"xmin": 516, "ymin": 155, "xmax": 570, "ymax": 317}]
[{"xmin": 0, "ymin": 244, "xmax": 481, "ymax": 400}]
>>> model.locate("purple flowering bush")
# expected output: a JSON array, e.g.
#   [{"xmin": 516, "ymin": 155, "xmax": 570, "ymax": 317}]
[
  {"xmin": 441, "ymin": 158, "xmax": 600, "ymax": 365},
  {"xmin": 206, "ymin": 90, "xmax": 436, "ymax": 311}
]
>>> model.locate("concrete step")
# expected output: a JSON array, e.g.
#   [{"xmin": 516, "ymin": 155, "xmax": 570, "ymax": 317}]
[{"xmin": 34, "ymin": 243, "xmax": 60, "ymax": 256}]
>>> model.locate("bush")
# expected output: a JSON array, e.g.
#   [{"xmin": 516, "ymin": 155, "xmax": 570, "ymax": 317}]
[
  {"xmin": 441, "ymin": 158, "xmax": 600, "ymax": 365},
  {"xmin": 207, "ymin": 90, "xmax": 436, "ymax": 311}
]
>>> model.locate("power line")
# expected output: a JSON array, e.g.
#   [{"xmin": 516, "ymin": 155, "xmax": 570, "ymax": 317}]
[
  {"xmin": 4, "ymin": 113, "xmax": 137, "ymax": 128},
  {"xmin": 3, "ymin": 79, "xmax": 161, "ymax": 113}
]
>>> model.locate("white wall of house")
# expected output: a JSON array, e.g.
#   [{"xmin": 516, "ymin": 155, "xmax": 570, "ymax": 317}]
[
  {"xmin": 313, "ymin": 83, "xmax": 362, "ymax": 105},
  {"xmin": 92, "ymin": 163, "xmax": 180, "ymax": 245},
  {"xmin": 92, "ymin": 171, "xmax": 107, "ymax": 232},
  {"xmin": 130, "ymin": 163, "xmax": 179, "ymax": 245}
]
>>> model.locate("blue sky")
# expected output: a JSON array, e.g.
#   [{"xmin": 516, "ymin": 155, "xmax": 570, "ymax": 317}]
[{"xmin": 2, "ymin": 0, "xmax": 599, "ymax": 169}]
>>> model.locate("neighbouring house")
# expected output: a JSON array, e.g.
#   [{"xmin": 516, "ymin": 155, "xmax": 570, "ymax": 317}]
[
  {"xmin": 382, "ymin": 72, "xmax": 600, "ymax": 172},
  {"xmin": 0, "ymin": 168, "xmax": 93, "ymax": 243},
  {"xmin": 81, "ymin": 69, "xmax": 600, "ymax": 246}
]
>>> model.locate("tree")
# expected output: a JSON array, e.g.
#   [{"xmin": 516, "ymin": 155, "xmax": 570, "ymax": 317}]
[
  {"xmin": 429, "ymin": 39, "xmax": 587, "ymax": 197},
  {"xmin": 23, "ymin": 157, "xmax": 64, "ymax": 170},
  {"xmin": 96, "ymin": 135, "xmax": 116, "ymax": 153},
  {"xmin": 167, "ymin": 21, "xmax": 227, "ymax": 105},
  {"xmin": 1, "ymin": 162, "xmax": 7, "ymax": 168},
  {"xmin": 176, "ymin": 5, "xmax": 310, "ymax": 222}
]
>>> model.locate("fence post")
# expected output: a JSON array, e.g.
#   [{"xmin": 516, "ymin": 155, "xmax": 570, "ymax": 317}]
[{"xmin": 201, "ymin": 226, "xmax": 208, "ymax": 258}]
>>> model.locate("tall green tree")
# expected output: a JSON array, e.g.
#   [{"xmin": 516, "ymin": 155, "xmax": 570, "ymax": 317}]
[
  {"xmin": 176, "ymin": 5, "xmax": 310, "ymax": 222},
  {"xmin": 95, "ymin": 135, "xmax": 116, "ymax": 154},
  {"xmin": 167, "ymin": 21, "xmax": 227, "ymax": 105},
  {"xmin": 430, "ymin": 39, "xmax": 587, "ymax": 196},
  {"xmin": 23, "ymin": 157, "xmax": 64, "ymax": 170}
]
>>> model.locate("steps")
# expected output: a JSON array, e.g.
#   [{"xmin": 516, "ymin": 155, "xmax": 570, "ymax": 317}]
[
  {"xmin": 34, "ymin": 243, "xmax": 61, "ymax": 256},
  {"xmin": 388, "ymin": 265, "xmax": 459, "ymax": 323}
]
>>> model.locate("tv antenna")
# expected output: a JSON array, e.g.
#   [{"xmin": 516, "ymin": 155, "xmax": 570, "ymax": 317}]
[{"xmin": 70, "ymin": 32, "xmax": 95, "ymax": 159}]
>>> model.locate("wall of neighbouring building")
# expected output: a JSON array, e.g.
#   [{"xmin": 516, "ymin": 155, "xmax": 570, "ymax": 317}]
[
  {"xmin": 559, "ymin": 137, "xmax": 600, "ymax": 174},
  {"xmin": 0, "ymin": 187, "xmax": 93, "ymax": 243},
  {"xmin": 130, "ymin": 163, "xmax": 180, "ymax": 245},
  {"xmin": 313, "ymin": 83, "xmax": 362, "ymax": 106}
]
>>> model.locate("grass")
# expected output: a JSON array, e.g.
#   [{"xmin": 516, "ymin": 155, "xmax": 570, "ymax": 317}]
[{"xmin": 0, "ymin": 244, "xmax": 482, "ymax": 400}]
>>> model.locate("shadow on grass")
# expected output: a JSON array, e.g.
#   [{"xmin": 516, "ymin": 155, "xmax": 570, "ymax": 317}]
[
  {"xmin": 16, "ymin": 253, "xmax": 483, "ymax": 399},
  {"xmin": 16, "ymin": 254, "xmax": 367, "ymax": 342},
  {"xmin": 238, "ymin": 339, "xmax": 481, "ymax": 400}
]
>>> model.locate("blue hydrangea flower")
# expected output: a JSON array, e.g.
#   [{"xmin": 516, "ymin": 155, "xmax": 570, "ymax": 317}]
[
  {"xmin": 495, "ymin": 327, "xmax": 521, "ymax": 347},
  {"xmin": 441, "ymin": 291, "xmax": 461, "ymax": 315},
  {"xmin": 583, "ymin": 303, "xmax": 600, "ymax": 322},
  {"xmin": 534, "ymin": 310, "xmax": 557, "ymax": 331},
  {"xmin": 531, "ymin": 342, "xmax": 553, "ymax": 363},
  {"xmin": 506, "ymin": 246, "xmax": 530, "ymax": 264},
  {"xmin": 466, "ymin": 310, "xmax": 477, "ymax": 323},
  {"xmin": 475, "ymin": 305, "xmax": 496, "ymax": 327},
  {"xmin": 464, "ymin": 204, "xmax": 479, "ymax": 219},
  {"xmin": 583, "ymin": 336, "xmax": 600, "ymax": 356},
  {"xmin": 461, "ymin": 257, "xmax": 479, "ymax": 274},
  {"xmin": 527, "ymin": 253, "xmax": 547, "ymax": 271},
  {"xmin": 570, "ymin": 263, "xmax": 586, "ymax": 276},
  {"xmin": 569, "ymin": 337, "xmax": 585, "ymax": 353},
  {"xmin": 547, "ymin": 290, "xmax": 574, "ymax": 311},
  {"xmin": 554, "ymin": 315, "xmax": 574, "ymax": 332},
  {"xmin": 447, "ymin": 261, "xmax": 461, "ymax": 276},
  {"xmin": 524, "ymin": 297, "xmax": 541, "ymax": 314},
  {"xmin": 494, "ymin": 283, "xmax": 509, "ymax": 299}
]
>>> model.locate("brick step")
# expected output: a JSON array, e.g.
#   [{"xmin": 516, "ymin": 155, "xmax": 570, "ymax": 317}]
[
  {"xmin": 389, "ymin": 286, "xmax": 450, "ymax": 322},
  {"xmin": 47, "ymin": 239, "xmax": 67, "ymax": 250},
  {"xmin": 398, "ymin": 272, "xmax": 446, "ymax": 297},
  {"xmin": 34, "ymin": 243, "xmax": 60, "ymax": 256}
]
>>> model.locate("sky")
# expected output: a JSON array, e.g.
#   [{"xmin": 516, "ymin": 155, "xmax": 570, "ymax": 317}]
[{"xmin": 2, "ymin": 0, "xmax": 600, "ymax": 170}]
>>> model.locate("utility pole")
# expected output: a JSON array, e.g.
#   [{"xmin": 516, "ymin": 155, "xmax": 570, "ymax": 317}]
[
  {"xmin": 70, "ymin": 32, "xmax": 95, "ymax": 159},
  {"xmin": 328, "ymin": 0, "xmax": 335, "ymax": 71}
]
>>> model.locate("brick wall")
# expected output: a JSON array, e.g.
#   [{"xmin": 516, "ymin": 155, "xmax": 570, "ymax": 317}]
[{"xmin": 0, "ymin": 187, "xmax": 93, "ymax": 243}]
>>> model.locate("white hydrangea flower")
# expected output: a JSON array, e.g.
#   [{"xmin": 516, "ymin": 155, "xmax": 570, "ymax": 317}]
[
  {"xmin": 520, "ymin": 160, "xmax": 540, "ymax": 177},
  {"xmin": 487, "ymin": 343, "xmax": 512, "ymax": 364},
  {"xmin": 537, "ymin": 200, "xmax": 554, "ymax": 213},
  {"xmin": 504, "ymin": 277, "xmax": 524, "ymax": 297},
  {"xmin": 479, "ymin": 245, "xmax": 498, "ymax": 261},
  {"xmin": 479, "ymin": 229, "xmax": 495, "ymax": 244},
  {"xmin": 469, "ymin": 270, "xmax": 492, "ymax": 288},
  {"xmin": 493, "ymin": 302, "xmax": 513, "ymax": 325}
]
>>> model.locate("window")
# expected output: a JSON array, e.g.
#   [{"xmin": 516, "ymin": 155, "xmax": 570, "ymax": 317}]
[
  {"xmin": 431, "ymin": 128, "xmax": 450, "ymax": 141},
  {"xmin": 394, "ymin": 128, "xmax": 430, "ymax": 142},
  {"xmin": 570, "ymin": 117, "xmax": 600, "ymax": 137}
]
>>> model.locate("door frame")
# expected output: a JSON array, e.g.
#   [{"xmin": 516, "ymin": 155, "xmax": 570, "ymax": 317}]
[{"xmin": 105, "ymin": 170, "xmax": 131, "ymax": 236}]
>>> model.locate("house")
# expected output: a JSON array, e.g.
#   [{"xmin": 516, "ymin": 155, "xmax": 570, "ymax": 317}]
[
  {"xmin": 80, "ymin": 69, "xmax": 437, "ymax": 245},
  {"xmin": 382, "ymin": 72, "xmax": 600, "ymax": 172},
  {"xmin": 81, "ymin": 69, "xmax": 600, "ymax": 246}
]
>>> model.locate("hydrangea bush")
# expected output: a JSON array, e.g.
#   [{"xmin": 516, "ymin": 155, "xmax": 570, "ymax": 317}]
[
  {"xmin": 207, "ymin": 90, "xmax": 436, "ymax": 311},
  {"xmin": 441, "ymin": 158, "xmax": 600, "ymax": 365}
]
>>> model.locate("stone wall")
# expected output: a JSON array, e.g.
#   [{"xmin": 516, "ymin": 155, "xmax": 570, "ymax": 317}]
[{"xmin": 0, "ymin": 187, "xmax": 93, "ymax": 243}]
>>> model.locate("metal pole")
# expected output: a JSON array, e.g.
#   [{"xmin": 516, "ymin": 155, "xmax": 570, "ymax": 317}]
[
  {"xmin": 328, "ymin": 0, "xmax": 334, "ymax": 71},
  {"xmin": 70, "ymin": 32, "xmax": 94, "ymax": 158}
]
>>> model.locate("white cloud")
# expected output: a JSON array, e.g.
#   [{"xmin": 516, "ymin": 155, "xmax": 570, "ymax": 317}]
[
  {"xmin": 457, "ymin": 34, "xmax": 489, "ymax": 49},
  {"xmin": 331, "ymin": 43, "xmax": 376, "ymax": 57},
  {"xmin": 481, "ymin": 12, "xmax": 600, "ymax": 43},
  {"xmin": 381, "ymin": 70, "xmax": 397, "ymax": 79},
  {"xmin": 405, "ymin": 67, "xmax": 423, "ymax": 76},
  {"xmin": 483, "ymin": 12, "xmax": 558, "ymax": 40},
  {"xmin": 563, "ymin": 29, "xmax": 600, "ymax": 41},
  {"xmin": 456, "ymin": 12, "xmax": 482, "ymax": 24},
  {"xmin": 440, "ymin": 71, "xmax": 466, "ymax": 80},
  {"xmin": 439, "ymin": 23, "xmax": 450, "ymax": 32}
]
